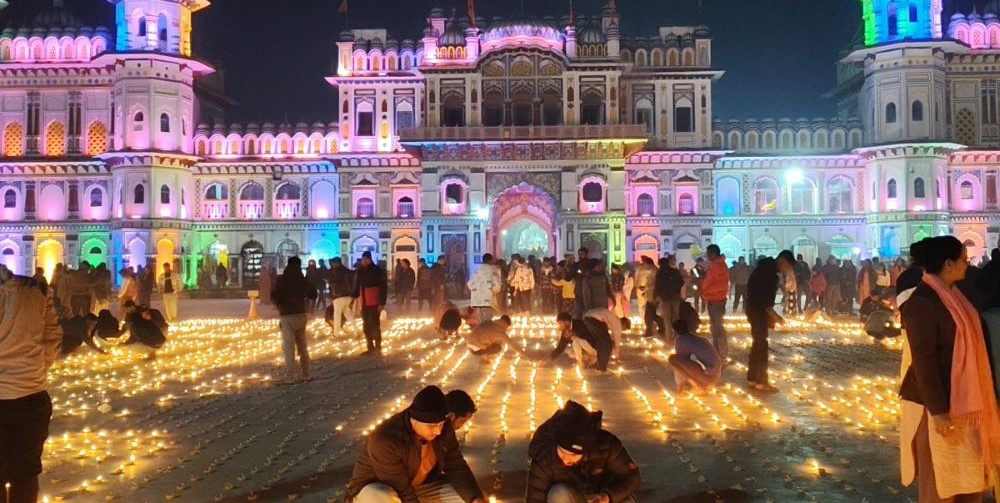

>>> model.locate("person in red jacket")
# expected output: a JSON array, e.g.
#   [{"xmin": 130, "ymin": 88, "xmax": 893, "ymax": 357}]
[{"xmin": 701, "ymin": 245, "xmax": 731, "ymax": 361}]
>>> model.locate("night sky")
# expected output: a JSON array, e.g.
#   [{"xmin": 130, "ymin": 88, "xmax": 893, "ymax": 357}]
[{"xmin": 3, "ymin": 0, "xmax": 995, "ymax": 123}]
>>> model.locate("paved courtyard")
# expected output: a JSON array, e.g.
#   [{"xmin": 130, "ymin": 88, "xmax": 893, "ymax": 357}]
[{"xmin": 39, "ymin": 300, "xmax": 914, "ymax": 502}]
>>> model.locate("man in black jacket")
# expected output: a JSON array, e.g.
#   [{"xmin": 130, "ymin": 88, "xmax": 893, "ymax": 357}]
[
  {"xmin": 745, "ymin": 251, "xmax": 794, "ymax": 393},
  {"xmin": 653, "ymin": 256, "xmax": 685, "ymax": 341},
  {"xmin": 354, "ymin": 251, "xmax": 388, "ymax": 354},
  {"xmin": 548, "ymin": 312, "xmax": 614, "ymax": 372},
  {"xmin": 526, "ymin": 400, "xmax": 640, "ymax": 503},
  {"xmin": 347, "ymin": 385, "xmax": 486, "ymax": 503},
  {"xmin": 327, "ymin": 258, "xmax": 356, "ymax": 337},
  {"xmin": 270, "ymin": 256, "xmax": 317, "ymax": 382}
]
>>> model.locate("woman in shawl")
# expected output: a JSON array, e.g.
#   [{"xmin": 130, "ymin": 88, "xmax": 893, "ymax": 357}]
[{"xmin": 899, "ymin": 236, "xmax": 1000, "ymax": 502}]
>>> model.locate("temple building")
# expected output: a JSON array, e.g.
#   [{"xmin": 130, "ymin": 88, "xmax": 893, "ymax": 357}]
[{"xmin": 0, "ymin": 0, "xmax": 997, "ymax": 293}]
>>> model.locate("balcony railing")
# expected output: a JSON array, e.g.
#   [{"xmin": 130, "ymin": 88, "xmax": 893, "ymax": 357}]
[
  {"xmin": 399, "ymin": 124, "xmax": 649, "ymax": 141},
  {"xmin": 202, "ymin": 201, "xmax": 228, "ymax": 220},
  {"xmin": 238, "ymin": 201, "xmax": 265, "ymax": 219},
  {"xmin": 274, "ymin": 201, "xmax": 301, "ymax": 219}
]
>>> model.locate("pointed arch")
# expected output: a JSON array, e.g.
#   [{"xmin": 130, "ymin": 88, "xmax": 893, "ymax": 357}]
[{"xmin": 45, "ymin": 121, "xmax": 66, "ymax": 156}]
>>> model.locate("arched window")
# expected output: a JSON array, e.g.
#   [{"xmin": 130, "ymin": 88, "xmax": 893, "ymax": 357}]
[
  {"xmin": 887, "ymin": 178, "xmax": 898, "ymax": 199},
  {"xmin": 581, "ymin": 182, "xmax": 603, "ymax": 203},
  {"xmin": 138, "ymin": 18, "xmax": 147, "ymax": 37},
  {"xmin": 45, "ymin": 122, "xmax": 66, "ymax": 156},
  {"xmin": 914, "ymin": 177, "xmax": 926, "ymax": 198},
  {"xmin": 240, "ymin": 182, "xmax": 264, "ymax": 200},
  {"xmin": 89, "ymin": 187, "xmax": 102, "ymax": 207},
  {"xmin": 5, "ymin": 122, "xmax": 24, "ymax": 156},
  {"xmin": 276, "ymin": 183, "xmax": 301, "ymax": 200},
  {"xmin": 753, "ymin": 178, "xmax": 779, "ymax": 214},
  {"xmin": 636, "ymin": 193, "xmax": 654, "ymax": 216},
  {"xmin": 134, "ymin": 111, "xmax": 144, "ymax": 123},
  {"xmin": 160, "ymin": 113, "xmax": 170, "ymax": 132},
  {"xmin": 827, "ymin": 176, "xmax": 853, "ymax": 213},
  {"xmin": 2, "ymin": 188, "xmax": 14, "ymax": 208},
  {"xmin": 790, "ymin": 178, "xmax": 816, "ymax": 214},
  {"xmin": 909, "ymin": 3, "xmax": 918, "ymax": 21},
  {"xmin": 204, "ymin": 183, "xmax": 228, "ymax": 200},
  {"xmin": 716, "ymin": 177, "xmax": 741, "ymax": 216},
  {"xmin": 160, "ymin": 184, "xmax": 170, "ymax": 204},
  {"xmin": 961, "ymin": 180, "xmax": 975, "ymax": 200},
  {"xmin": 134, "ymin": 184, "xmax": 145, "ymax": 204},
  {"xmin": 396, "ymin": 196, "xmax": 415, "ymax": 217},
  {"xmin": 356, "ymin": 197, "xmax": 375, "ymax": 218},
  {"xmin": 678, "ymin": 193, "xmax": 695, "ymax": 215},
  {"xmin": 444, "ymin": 183, "xmax": 463, "ymax": 204},
  {"xmin": 87, "ymin": 121, "xmax": 108, "ymax": 156},
  {"xmin": 888, "ymin": 1, "xmax": 898, "ymax": 37},
  {"xmin": 158, "ymin": 13, "xmax": 168, "ymax": 43},
  {"xmin": 912, "ymin": 101, "xmax": 924, "ymax": 122},
  {"xmin": 886, "ymin": 102, "xmax": 897, "ymax": 123}
]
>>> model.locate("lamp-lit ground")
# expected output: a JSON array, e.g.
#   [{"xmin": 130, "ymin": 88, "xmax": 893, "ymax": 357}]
[{"xmin": 39, "ymin": 303, "xmax": 913, "ymax": 502}]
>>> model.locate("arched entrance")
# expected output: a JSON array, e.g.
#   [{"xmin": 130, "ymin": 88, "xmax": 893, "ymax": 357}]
[
  {"xmin": 37, "ymin": 239, "xmax": 63, "ymax": 282},
  {"xmin": 632, "ymin": 234, "xmax": 659, "ymax": 264},
  {"xmin": 127, "ymin": 238, "xmax": 147, "ymax": 271},
  {"xmin": 241, "ymin": 240, "xmax": 264, "ymax": 287},
  {"xmin": 351, "ymin": 235, "xmax": 378, "ymax": 266},
  {"xmin": 156, "ymin": 238, "xmax": 175, "ymax": 271},
  {"xmin": 491, "ymin": 183, "xmax": 558, "ymax": 260},
  {"xmin": 392, "ymin": 236, "xmax": 418, "ymax": 275},
  {"xmin": 791, "ymin": 235, "xmax": 817, "ymax": 266}
]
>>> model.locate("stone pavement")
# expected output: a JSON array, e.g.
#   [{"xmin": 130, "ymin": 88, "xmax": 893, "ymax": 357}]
[{"xmin": 38, "ymin": 304, "xmax": 915, "ymax": 502}]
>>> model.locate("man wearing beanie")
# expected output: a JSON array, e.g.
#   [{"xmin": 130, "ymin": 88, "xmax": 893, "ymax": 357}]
[
  {"xmin": 525, "ymin": 400, "xmax": 641, "ymax": 503},
  {"xmin": 347, "ymin": 385, "xmax": 486, "ymax": 503}
]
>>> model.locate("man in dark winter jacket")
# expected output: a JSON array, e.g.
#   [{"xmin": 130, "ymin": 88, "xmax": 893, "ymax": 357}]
[
  {"xmin": 548, "ymin": 312, "xmax": 614, "ymax": 372},
  {"xmin": 354, "ymin": 251, "xmax": 388, "ymax": 354},
  {"xmin": 270, "ymin": 256, "xmax": 318, "ymax": 382},
  {"xmin": 526, "ymin": 400, "xmax": 641, "ymax": 503},
  {"xmin": 346, "ymin": 385, "xmax": 486, "ymax": 503},
  {"xmin": 653, "ymin": 256, "xmax": 685, "ymax": 341}
]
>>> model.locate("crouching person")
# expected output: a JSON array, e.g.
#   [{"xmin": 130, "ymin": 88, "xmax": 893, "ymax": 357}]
[
  {"xmin": 526, "ymin": 400, "xmax": 641, "ymax": 503},
  {"xmin": 346, "ymin": 385, "xmax": 487, "ymax": 503},
  {"xmin": 666, "ymin": 320, "xmax": 722, "ymax": 394}
]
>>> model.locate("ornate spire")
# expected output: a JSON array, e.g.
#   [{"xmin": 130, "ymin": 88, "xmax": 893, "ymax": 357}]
[{"xmin": 569, "ymin": 0, "xmax": 575, "ymax": 26}]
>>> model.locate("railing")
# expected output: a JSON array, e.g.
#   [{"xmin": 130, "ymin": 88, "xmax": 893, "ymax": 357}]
[
  {"xmin": 202, "ymin": 201, "xmax": 228, "ymax": 220},
  {"xmin": 274, "ymin": 201, "xmax": 301, "ymax": 220},
  {"xmin": 238, "ymin": 201, "xmax": 265, "ymax": 219},
  {"xmin": 396, "ymin": 201, "xmax": 415, "ymax": 218},
  {"xmin": 399, "ymin": 124, "xmax": 650, "ymax": 141}
]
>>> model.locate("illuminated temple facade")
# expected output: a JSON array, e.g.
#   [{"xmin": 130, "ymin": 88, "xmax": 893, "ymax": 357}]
[{"xmin": 3, "ymin": 0, "xmax": 1000, "ymax": 290}]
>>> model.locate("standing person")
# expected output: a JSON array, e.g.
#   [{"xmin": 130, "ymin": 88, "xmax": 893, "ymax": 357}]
[
  {"xmin": 794, "ymin": 255, "xmax": 812, "ymax": 313},
  {"xmin": 137, "ymin": 265, "xmax": 154, "ymax": 307},
  {"xmin": 540, "ymin": 258, "xmax": 558, "ymax": 314},
  {"xmin": 809, "ymin": 268, "xmax": 827, "ymax": 310},
  {"xmin": 69, "ymin": 263, "xmax": 94, "ymax": 317},
  {"xmin": 416, "ymin": 258, "xmax": 432, "ymax": 313},
  {"xmin": 875, "ymin": 262, "xmax": 892, "ymax": 296},
  {"xmin": 690, "ymin": 258, "xmax": 706, "ymax": 313},
  {"xmin": 90, "ymin": 264, "xmax": 111, "ymax": 315},
  {"xmin": 890, "ymin": 258, "xmax": 906, "ymax": 289},
  {"xmin": 634, "ymin": 256, "xmax": 656, "ymax": 322},
  {"xmin": 745, "ymin": 250, "xmax": 794, "ymax": 393},
  {"xmin": 610, "ymin": 265, "xmax": 626, "ymax": 318},
  {"xmin": 215, "ymin": 263, "xmax": 228, "ymax": 287},
  {"xmin": 118, "ymin": 268, "xmax": 137, "ymax": 309},
  {"xmin": 346, "ymin": 385, "xmax": 487, "ymax": 503},
  {"xmin": 306, "ymin": 259, "xmax": 327, "ymax": 312},
  {"xmin": 840, "ymin": 259, "xmax": 858, "ymax": 316},
  {"xmin": 394, "ymin": 259, "xmax": 416, "ymax": 314},
  {"xmin": 259, "ymin": 260, "xmax": 275, "ymax": 306},
  {"xmin": 822, "ymin": 256, "xmax": 842, "ymax": 316},
  {"xmin": 551, "ymin": 263, "xmax": 577, "ymax": 317},
  {"xmin": 327, "ymin": 258, "xmax": 356, "ymax": 335},
  {"xmin": 900, "ymin": 236, "xmax": 1000, "ymax": 502},
  {"xmin": 621, "ymin": 265, "xmax": 634, "ymax": 318},
  {"xmin": 509, "ymin": 255, "xmax": 535, "ymax": 314},
  {"xmin": 653, "ymin": 256, "xmax": 685, "ymax": 341},
  {"xmin": 269, "ymin": 256, "xmax": 317, "ymax": 383},
  {"xmin": 0, "ymin": 272, "xmax": 62, "ymax": 503},
  {"xmin": 430, "ymin": 255, "xmax": 448, "ymax": 314},
  {"xmin": 702, "ymin": 244, "xmax": 731, "ymax": 362},
  {"xmin": 354, "ymin": 251, "xmax": 387, "ymax": 355},
  {"xmin": 468, "ymin": 254, "xmax": 501, "ymax": 322},
  {"xmin": 157, "ymin": 262, "xmax": 179, "ymax": 323},
  {"xmin": 730, "ymin": 257, "xmax": 751, "ymax": 313},
  {"xmin": 580, "ymin": 259, "xmax": 612, "ymax": 314}
]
